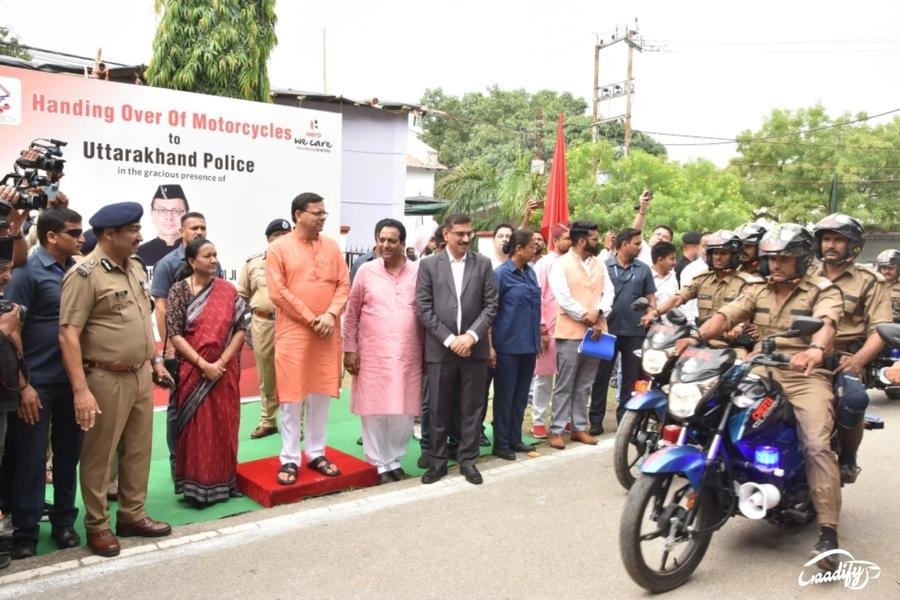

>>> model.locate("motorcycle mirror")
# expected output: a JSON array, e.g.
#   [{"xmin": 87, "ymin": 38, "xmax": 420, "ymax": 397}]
[
  {"xmin": 783, "ymin": 316, "xmax": 823, "ymax": 338},
  {"xmin": 631, "ymin": 297, "xmax": 650, "ymax": 311},
  {"xmin": 668, "ymin": 309, "xmax": 687, "ymax": 326},
  {"xmin": 875, "ymin": 323, "xmax": 900, "ymax": 349}
]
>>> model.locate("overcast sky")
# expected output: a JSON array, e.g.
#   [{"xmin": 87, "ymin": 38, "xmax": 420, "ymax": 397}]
[{"xmin": 3, "ymin": 0, "xmax": 898, "ymax": 165}]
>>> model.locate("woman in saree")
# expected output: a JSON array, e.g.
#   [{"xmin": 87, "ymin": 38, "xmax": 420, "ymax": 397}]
[{"xmin": 167, "ymin": 237, "xmax": 249, "ymax": 507}]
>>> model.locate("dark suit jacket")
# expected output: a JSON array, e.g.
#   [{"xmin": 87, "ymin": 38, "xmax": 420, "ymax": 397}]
[{"xmin": 415, "ymin": 251, "xmax": 498, "ymax": 363}]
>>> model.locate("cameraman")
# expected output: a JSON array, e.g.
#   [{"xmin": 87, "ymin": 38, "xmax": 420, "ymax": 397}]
[
  {"xmin": 0, "ymin": 238, "xmax": 23, "ymax": 570},
  {"xmin": 3, "ymin": 209, "xmax": 85, "ymax": 559},
  {"xmin": 0, "ymin": 146, "xmax": 70, "ymax": 264}
]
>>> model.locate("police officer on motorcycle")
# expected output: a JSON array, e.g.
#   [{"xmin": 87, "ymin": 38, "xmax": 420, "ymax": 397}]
[
  {"xmin": 810, "ymin": 215, "xmax": 892, "ymax": 484},
  {"xmin": 874, "ymin": 249, "xmax": 899, "ymax": 322},
  {"xmin": 679, "ymin": 223, "xmax": 845, "ymax": 570},
  {"xmin": 735, "ymin": 222, "xmax": 767, "ymax": 276},
  {"xmin": 645, "ymin": 230, "xmax": 763, "ymax": 344}
]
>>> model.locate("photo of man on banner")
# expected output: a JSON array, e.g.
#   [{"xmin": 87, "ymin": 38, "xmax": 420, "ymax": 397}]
[{"xmin": 137, "ymin": 184, "xmax": 189, "ymax": 267}]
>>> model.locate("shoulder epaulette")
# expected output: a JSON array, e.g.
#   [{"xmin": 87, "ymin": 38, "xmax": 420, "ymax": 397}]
[
  {"xmin": 735, "ymin": 270, "xmax": 765, "ymax": 284},
  {"xmin": 854, "ymin": 263, "xmax": 885, "ymax": 282},
  {"xmin": 130, "ymin": 254, "xmax": 149, "ymax": 277},
  {"xmin": 810, "ymin": 276, "xmax": 834, "ymax": 291},
  {"xmin": 246, "ymin": 251, "xmax": 265, "ymax": 263},
  {"xmin": 76, "ymin": 259, "xmax": 98, "ymax": 277}
]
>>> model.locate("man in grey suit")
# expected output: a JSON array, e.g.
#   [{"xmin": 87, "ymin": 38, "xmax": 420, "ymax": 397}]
[{"xmin": 415, "ymin": 213, "xmax": 498, "ymax": 485}]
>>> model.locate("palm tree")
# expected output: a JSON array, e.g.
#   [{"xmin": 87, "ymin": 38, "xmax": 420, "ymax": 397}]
[{"xmin": 436, "ymin": 153, "xmax": 547, "ymax": 230}]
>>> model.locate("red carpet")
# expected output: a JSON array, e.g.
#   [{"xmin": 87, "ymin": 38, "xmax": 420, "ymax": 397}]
[{"xmin": 236, "ymin": 447, "xmax": 379, "ymax": 508}]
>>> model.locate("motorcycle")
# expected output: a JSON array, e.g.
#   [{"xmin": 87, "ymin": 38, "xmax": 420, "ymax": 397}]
[
  {"xmin": 613, "ymin": 298, "xmax": 693, "ymax": 490},
  {"xmin": 618, "ymin": 317, "xmax": 890, "ymax": 593},
  {"xmin": 867, "ymin": 345, "xmax": 900, "ymax": 400}
]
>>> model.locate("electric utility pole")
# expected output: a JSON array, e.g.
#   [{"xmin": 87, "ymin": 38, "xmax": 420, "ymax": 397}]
[{"xmin": 591, "ymin": 20, "xmax": 643, "ymax": 154}]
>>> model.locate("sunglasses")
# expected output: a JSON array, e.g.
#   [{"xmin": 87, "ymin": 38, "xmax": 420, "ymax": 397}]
[{"xmin": 59, "ymin": 228, "xmax": 83, "ymax": 238}]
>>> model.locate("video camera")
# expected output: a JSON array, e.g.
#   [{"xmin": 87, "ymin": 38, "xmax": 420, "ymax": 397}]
[{"xmin": 1, "ymin": 138, "xmax": 67, "ymax": 215}]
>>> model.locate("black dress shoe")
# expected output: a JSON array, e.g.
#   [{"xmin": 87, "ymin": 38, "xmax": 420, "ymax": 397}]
[
  {"xmin": 479, "ymin": 433, "xmax": 491, "ymax": 447},
  {"xmin": 388, "ymin": 467, "xmax": 408, "ymax": 481},
  {"xmin": 417, "ymin": 454, "xmax": 430, "ymax": 469},
  {"xmin": 460, "ymin": 465, "xmax": 483, "ymax": 485},
  {"xmin": 52, "ymin": 526, "xmax": 81, "ymax": 549},
  {"xmin": 11, "ymin": 539, "xmax": 37, "ymax": 560},
  {"xmin": 589, "ymin": 423, "xmax": 605, "ymax": 436},
  {"xmin": 492, "ymin": 448, "xmax": 516, "ymax": 461},
  {"xmin": 421, "ymin": 466, "xmax": 447, "ymax": 484},
  {"xmin": 378, "ymin": 472, "xmax": 394, "ymax": 485},
  {"xmin": 512, "ymin": 442, "xmax": 535, "ymax": 453}
]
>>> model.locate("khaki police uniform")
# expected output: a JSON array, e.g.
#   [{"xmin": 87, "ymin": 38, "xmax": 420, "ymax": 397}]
[
  {"xmin": 59, "ymin": 249, "xmax": 156, "ymax": 533},
  {"xmin": 718, "ymin": 273, "xmax": 844, "ymax": 526},
  {"xmin": 237, "ymin": 252, "xmax": 278, "ymax": 429},
  {"xmin": 810, "ymin": 263, "xmax": 891, "ymax": 463},
  {"xmin": 889, "ymin": 280, "xmax": 900, "ymax": 323},
  {"xmin": 678, "ymin": 270, "xmax": 763, "ymax": 349}
]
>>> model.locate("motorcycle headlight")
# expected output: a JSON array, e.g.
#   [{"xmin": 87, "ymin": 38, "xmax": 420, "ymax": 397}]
[
  {"xmin": 669, "ymin": 383, "xmax": 702, "ymax": 418},
  {"xmin": 669, "ymin": 376, "xmax": 718, "ymax": 419},
  {"xmin": 642, "ymin": 349, "xmax": 669, "ymax": 375}
]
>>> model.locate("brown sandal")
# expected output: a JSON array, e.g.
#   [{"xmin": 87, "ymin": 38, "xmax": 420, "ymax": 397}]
[{"xmin": 307, "ymin": 456, "xmax": 340, "ymax": 477}]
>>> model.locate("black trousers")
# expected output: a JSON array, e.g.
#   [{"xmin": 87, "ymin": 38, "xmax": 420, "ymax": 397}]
[
  {"xmin": 590, "ymin": 335, "xmax": 644, "ymax": 425},
  {"xmin": 427, "ymin": 358, "xmax": 487, "ymax": 469},
  {"xmin": 6, "ymin": 383, "xmax": 82, "ymax": 543},
  {"xmin": 419, "ymin": 377, "xmax": 461, "ymax": 455}
]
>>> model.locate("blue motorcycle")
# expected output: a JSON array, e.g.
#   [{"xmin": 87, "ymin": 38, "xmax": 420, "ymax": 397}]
[
  {"xmin": 613, "ymin": 299, "xmax": 692, "ymax": 490},
  {"xmin": 618, "ymin": 317, "xmax": 889, "ymax": 593}
]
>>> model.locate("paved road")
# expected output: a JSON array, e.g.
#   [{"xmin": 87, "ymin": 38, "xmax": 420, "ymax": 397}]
[{"xmin": 4, "ymin": 393, "xmax": 898, "ymax": 599}]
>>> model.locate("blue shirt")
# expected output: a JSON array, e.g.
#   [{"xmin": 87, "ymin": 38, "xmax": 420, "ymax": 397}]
[
  {"xmin": 604, "ymin": 257, "xmax": 656, "ymax": 337},
  {"xmin": 491, "ymin": 259, "xmax": 541, "ymax": 355},
  {"xmin": 150, "ymin": 244, "xmax": 223, "ymax": 298},
  {"xmin": 5, "ymin": 247, "xmax": 76, "ymax": 385}
]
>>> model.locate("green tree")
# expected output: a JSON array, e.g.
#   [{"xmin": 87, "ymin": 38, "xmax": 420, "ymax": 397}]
[
  {"xmin": 566, "ymin": 140, "xmax": 751, "ymax": 236},
  {"xmin": 729, "ymin": 105, "xmax": 899, "ymax": 230},
  {"xmin": 0, "ymin": 26, "xmax": 31, "ymax": 60},
  {"xmin": 146, "ymin": 0, "xmax": 277, "ymax": 102},
  {"xmin": 420, "ymin": 86, "xmax": 665, "ymax": 173}
]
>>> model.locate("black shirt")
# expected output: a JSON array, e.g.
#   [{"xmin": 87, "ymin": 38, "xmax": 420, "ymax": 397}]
[{"xmin": 137, "ymin": 237, "xmax": 180, "ymax": 268}]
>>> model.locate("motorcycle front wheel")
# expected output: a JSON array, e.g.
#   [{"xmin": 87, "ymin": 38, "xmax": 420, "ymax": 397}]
[
  {"xmin": 619, "ymin": 473, "xmax": 716, "ymax": 593},
  {"xmin": 613, "ymin": 410, "xmax": 661, "ymax": 490}
]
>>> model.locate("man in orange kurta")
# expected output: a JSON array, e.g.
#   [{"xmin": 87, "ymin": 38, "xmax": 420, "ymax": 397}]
[{"xmin": 266, "ymin": 192, "xmax": 349, "ymax": 483}]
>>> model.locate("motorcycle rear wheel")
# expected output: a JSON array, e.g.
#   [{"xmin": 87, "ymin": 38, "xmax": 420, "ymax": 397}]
[
  {"xmin": 613, "ymin": 410, "xmax": 661, "ymax": 490},
  {"xmin": 620, "ymin": 474, "xmax": 716, "ymax": 593}
]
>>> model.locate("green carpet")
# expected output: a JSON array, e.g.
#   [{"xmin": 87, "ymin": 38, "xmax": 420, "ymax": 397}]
[{"xmin": 35, "ymin": 391, "xmax": 523, "ymax": 556}]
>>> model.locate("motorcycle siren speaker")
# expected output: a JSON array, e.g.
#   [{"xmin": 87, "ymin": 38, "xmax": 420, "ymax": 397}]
[{"xmin": 737, "ymin": 482, "xmax": 781, "ymax": 520}]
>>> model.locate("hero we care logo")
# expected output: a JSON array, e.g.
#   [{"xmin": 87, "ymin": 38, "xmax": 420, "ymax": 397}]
[
  {"xmin": 294, "ymin": 118, "xmax": 334, "ymax": 153},
  {"xmin": 798, "ymin": 549, "xmax": 881, "ymax": 590},
  {"xmin": 0, "ymin": 76, "xmax": 23, "ymax": 125}
]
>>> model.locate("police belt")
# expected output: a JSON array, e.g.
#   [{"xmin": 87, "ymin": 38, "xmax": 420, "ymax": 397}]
[
  {"xmin": 252, "ymin": 309, "xmax": 275, "ymax": 320},
  {"xmin": 84, "ymin": 360, "xmax": 148, "ymax": 373}
]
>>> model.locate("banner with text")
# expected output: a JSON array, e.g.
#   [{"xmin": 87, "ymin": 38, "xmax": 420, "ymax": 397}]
[{"xmin": 0, "ymin": 66, "xmax": 342, "ymax": 278}]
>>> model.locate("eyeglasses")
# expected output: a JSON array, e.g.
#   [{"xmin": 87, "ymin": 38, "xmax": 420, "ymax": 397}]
[
  {"xmin": 303, "ymin": 211, "xmax": 329, "ymax": 219},
  {"xmin": 152, "ymin": 208, "xmax": 186, "ymax": 217},
  {"xmin": 60, "ymin": 228, "xmax": 83, "ymax": 238}
]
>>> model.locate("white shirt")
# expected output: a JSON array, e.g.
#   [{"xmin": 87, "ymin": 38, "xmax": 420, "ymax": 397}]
[
  {"xmin": 548, "ymin": 253, "xmax": 616, "ymax": 321},
  {"xmin": 652, "ymin": 267, "xmax": 679, "ymax": 306},
  {"xmin": 678, "ymin": 258, "xmax": 709, "ymax": 323},
  {"xmin": 443, "ymin": 252, "xmax": 480, "ymax": 347},
  {"xmin": 637, "ymin": 241, "xmax": 652, "ymax": 267},
  {"xmin": 599, "ymin": 248, "xmax": 613, "ymax": 264}
]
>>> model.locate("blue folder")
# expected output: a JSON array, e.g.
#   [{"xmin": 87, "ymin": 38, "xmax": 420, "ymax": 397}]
[{"xmin": 577, "ymin": 330, "xmax": 617, "ymax": 360}]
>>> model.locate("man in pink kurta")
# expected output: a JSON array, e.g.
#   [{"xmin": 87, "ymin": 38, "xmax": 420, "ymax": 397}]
[
  {"xmin": 342, "ymin": 219, "xmax": 423, "ymax": 483},
  {"xmin": 529, "ymin": 224, "xmax": 571, "ymax": 438},
  {"xmin": 266, "ymin": 192, "xmax": 349, "ymax": 482}
]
